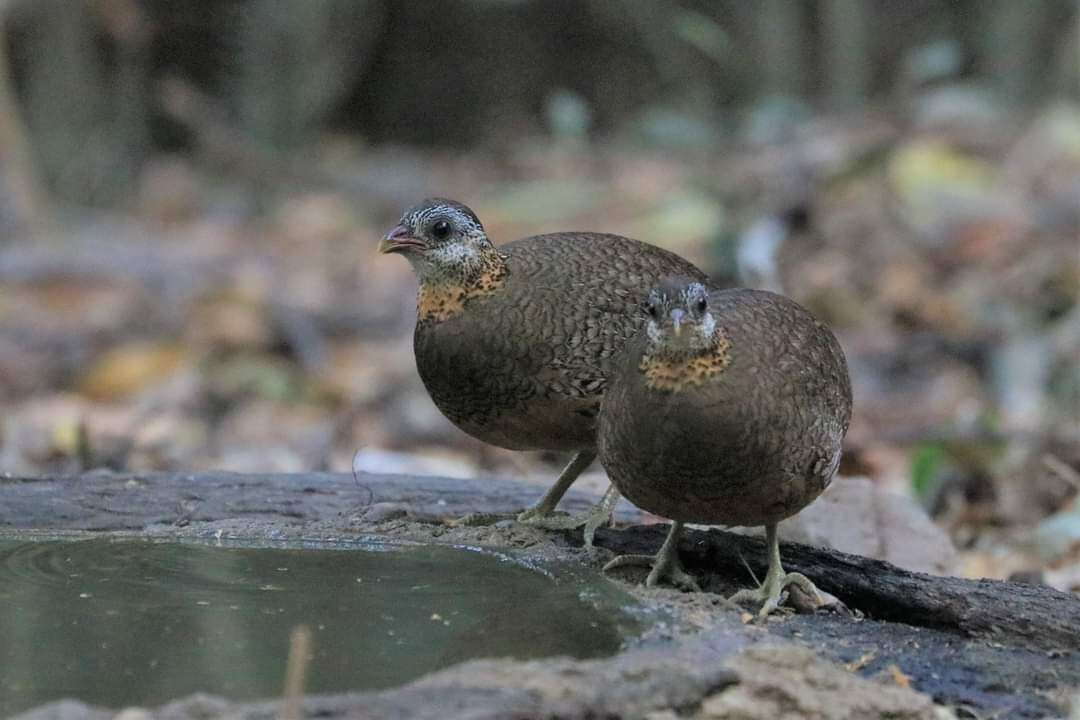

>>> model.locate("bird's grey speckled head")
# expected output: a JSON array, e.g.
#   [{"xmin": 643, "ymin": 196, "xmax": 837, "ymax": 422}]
[
  {"xmin": 643, "ymin": 278, "xmax": 717, "ymax": 352},
  {"xmin": 379, "ymin": 198, "xmax": 495, "ymax": 280}
]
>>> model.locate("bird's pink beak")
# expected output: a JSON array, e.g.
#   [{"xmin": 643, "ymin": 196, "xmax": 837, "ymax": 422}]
[
  {"xmin": 670, "ymin": 308, "xmax": 685, "ymax": 337},
  {"xmin": 378, "ymin": 225, "xmax": 425, "ymax": 254}
]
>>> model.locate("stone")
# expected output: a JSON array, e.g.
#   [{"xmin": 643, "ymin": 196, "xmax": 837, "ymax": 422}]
[{"xmin": 699, "ymin": 645, "xmax": 941, "ymax": 720}]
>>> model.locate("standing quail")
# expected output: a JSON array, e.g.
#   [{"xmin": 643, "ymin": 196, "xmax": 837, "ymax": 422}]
[
  {"xmin": 598, "ymin": 278, "xmax": 852, "ymax": 615},
  {"xmin": 379, "ymin": 199, "xmax": 710, "ymax": 542}
]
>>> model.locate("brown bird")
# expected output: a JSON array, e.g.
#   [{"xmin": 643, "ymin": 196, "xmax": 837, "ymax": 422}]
[
  {"xmin": 598, "ymin": 278, "xmax": 852, "ymax": 615},
  {"xmin": 379, "ymin": 199, "xmax": 709, "ymax": 542}
]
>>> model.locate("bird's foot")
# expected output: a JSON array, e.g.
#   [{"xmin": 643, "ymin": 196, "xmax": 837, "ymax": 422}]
[
  {"xmin": 602, "ymin": 552, "xmax": 701, "ymax": 592},
  {"xmin": 515, "ymin": 506, "xmax": 573, "ymax": 527},
  {"xmin": 448, "ymin": 511, "xmax": 518, "ymax": 528},
  {"xmin": 728, "ymin": 571, "xmax": 822, "ymax": 617},
  {"xmin": 515, "ymin": 507, "xmax": 606, "ymax": 546},
  {"xmin": 516, "ymin": 487, "xmax": 617, "ymax": 548}
]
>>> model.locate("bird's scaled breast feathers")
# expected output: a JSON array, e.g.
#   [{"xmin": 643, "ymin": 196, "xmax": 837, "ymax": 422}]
[
  {"xmin": 639, "ymin": 332, "xmax": 733, "ymax": 392},
  {"xmin": 416, "ymin": 259, "xmax": 509, "ymax": 322}
]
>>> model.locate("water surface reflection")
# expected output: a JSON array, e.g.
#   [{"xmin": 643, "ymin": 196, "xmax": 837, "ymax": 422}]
[{"xmin": 0, "ymin": 538, "xmax": 637, "ymax": 715}]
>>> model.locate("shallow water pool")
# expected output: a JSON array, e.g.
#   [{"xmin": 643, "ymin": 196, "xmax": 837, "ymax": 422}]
[{"xmin": 0, "ymin": 537, "xmax": 642, "ymax": 715}]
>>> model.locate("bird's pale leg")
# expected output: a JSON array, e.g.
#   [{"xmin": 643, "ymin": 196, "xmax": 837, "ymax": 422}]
[
  {"xmin": 453, "ymin": 450, "xmax": 603, "ymax": 531},
  {"xmin": 602, "ymin": 521, "xmax": 700, "ymax": 591},
  {"xmin": 729, "ymin": 523, "xmax": 822, "ymax": 616},
  {"xmin": 518, "ymin": 450, "xmax": 596, "ymax": 518},
  {"xmin": 582, "ymin": 484, "xmax": 620, "ymax": 547}
]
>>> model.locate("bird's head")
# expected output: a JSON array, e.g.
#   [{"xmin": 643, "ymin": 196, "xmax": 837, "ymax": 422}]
[
  {"xmin": 643, "ymin": 278, "xmax": 717, "ymax": 354},
  {"xmin": 379, "ymin": 198, "xmax": 495, "ymax": 281}
]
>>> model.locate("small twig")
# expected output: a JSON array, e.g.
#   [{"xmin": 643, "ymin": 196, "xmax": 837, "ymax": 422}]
[
  {"xmin": 737, "ymin": 549, "xmax": 761, "ymax": 587},
  {"xmin": 281, "ymin": 624, "xmax": 312, "ymax": 720},
  {"xmin": 347, "ymin": 449, "xmax": 375, "ymax": 516},
  {"xmin": 75, "ymin": 418, "xmax": 92, "ymax": 472},
  {"xmin": 1042, "ymin": 453, "xmax": 1080, "ymax": 490}
]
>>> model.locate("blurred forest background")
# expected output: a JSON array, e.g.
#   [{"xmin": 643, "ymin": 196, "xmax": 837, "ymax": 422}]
[{"xmin": 0, "ymin": 1, "xmax": 1078, "ymax": 586}]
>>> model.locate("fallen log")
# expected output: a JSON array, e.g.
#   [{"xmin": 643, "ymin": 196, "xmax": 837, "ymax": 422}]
[
  {"xmin": 591, "ymin": 523, "xmax": 1080, "ymax": 653},
  {"xmin": 1, "ymin": 470, "xmax": 1076, "ymax": 652}
]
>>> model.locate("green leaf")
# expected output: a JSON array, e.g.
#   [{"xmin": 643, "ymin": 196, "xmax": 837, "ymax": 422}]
[{"xmin": 910, "ymin": 443, "xmax": 946, "ymax": 501}]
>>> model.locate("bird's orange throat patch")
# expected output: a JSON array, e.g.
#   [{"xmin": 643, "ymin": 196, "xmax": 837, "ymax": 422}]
[
  {"xmin": 640, "ymin": 333, "xmax": 732, "ymax": 392},
  {"xmin": 417, "ymin": 261, "xmax": 509, "ymax": 322}
]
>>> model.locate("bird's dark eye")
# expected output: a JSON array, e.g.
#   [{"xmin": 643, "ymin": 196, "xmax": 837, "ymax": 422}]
[
  {"xmin": 696, "ymin": 298, "xmax": 707, "ymax": 313},
  {"xmin": 645, "ymin": 303, "xmax": 658, "ymax": 318},
  {"xmin": 431, "ymin": 220, "xmax": 452, "ymax": 240}
]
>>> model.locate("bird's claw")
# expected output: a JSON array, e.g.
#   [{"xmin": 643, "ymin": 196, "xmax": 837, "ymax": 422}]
[
  {"xmin": 516, "ymin": 507, "xmax": 574, "ymax": 527},
  {"xmin": 728, "ymin": 571, "xmax": 822, "ymax": 617},
  {"xmin": 602, "ymin": 552, "xmax": 701, "ymax": 592},
  {"xmin": 516, "ymin": 498, "xmax": 615, "ymax": 548}
]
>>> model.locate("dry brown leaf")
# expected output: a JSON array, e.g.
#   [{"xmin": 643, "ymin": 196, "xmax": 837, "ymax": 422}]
[
  {"xmin": 79, "ymin": 342, "xmax": 186, "ymax": 400},
  {"xmin": 845, "ymin": 651, "xmax": 876, "ymax": 672},
  {"xmin": 887, "ymin": 664, "xmax": 913, "ymax": 690}
]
